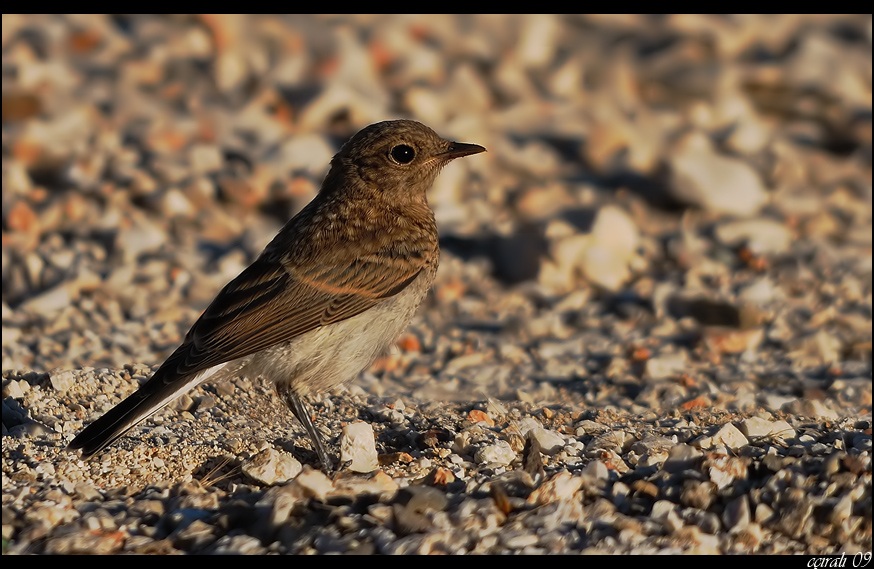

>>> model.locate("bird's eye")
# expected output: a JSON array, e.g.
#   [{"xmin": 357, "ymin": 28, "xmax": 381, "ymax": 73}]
[{"xmin": 390, "ymin": 144, "xmax": 416, "ymax": 164}]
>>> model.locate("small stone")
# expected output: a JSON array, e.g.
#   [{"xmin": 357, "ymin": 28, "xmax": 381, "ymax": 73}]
[
  {"xmin": 339, "ymin": 421, "xmax": 379, "ymax": 473},
  {"xmin": 582, "ymin": 460, "xmax": 609, "ymax": 481},
  {"xmin": 117, "ymin": 220, "xmax": 167, "ymax": 264},
  {"xmin": 725, "ymin": 116, "xmax": 772, "ymax": 156},
  {"xmin": 19, "ymin": 284, "xmax": 70, "ymax": 315},
  {"xmin": 241, "ymin": 448, "xmax": 302, "ymax": 486},
  {"xmin": 399, "ymin": 485, "xmax": 448, "ymax": 512},
  {"xmin": 594, "ymin": 449, "xmax": 631, "ymax": 475},
  {"xmin": 209, "ymin": 534, "xmax": 265, "ymax": 554},
  {"xmin": 392, "ymin": 486, "xmax": 448, "ymax": 535},
  {"xmin": 651, "ymin": 500, "xmax": 684, "ymax": 533},
  {"xmin": 586, "ymin": 430, "xmax": 629, "ymax": 453},
  {"xmin": 188, "ymin": 144, "xmax": 223, "ymax": 176},
  {"xmin": 714, "ymin": 218, "xmax": 793, "ymax": 255},
  {"xmin": 527, "ymin": 471, "xmax": 583, "ymax": 505},
  {"xmin": 590, "ymin": 205, "xmax": 639, "ymax": 260},
  {"xmin": 170, "ymin": 394, "xmax": 195, "ymax": 413},
  {"xmin": 539, "ymin": 204, "xmax": 641, "ymax": 294},
  {"xmin": 673, "ymin": 524, "xmax": 720, "ymax": 554},
  {"xmin": 691, "ymin": 511, "xmax": 722, "ymax": 535},
  {"xmin": 702, "ymin": 327, "xmax": 764, "ymax": 356},
  {"xmin": 610, "ymin": 481, "xmax": 630, "ymax": 508},
  {"xmin": 669, "ymin": 131, "xmax": 768, "ymax": 217},
  {"xmin": 331, "ymin": 470, "xmax": 398, "ymax": 501},
  {"xmin": 174, "ymin": 519, "xmax": 215, "ymax": 550},
  {"xmin": 516, "ymin": 13, "xmax": 559, "ymax": 68},
  {"xmin": 738, "ymin": 417, "xmax": 775, "ymax": 440},
  {"xmin": 431, "ymin": 466, "xmax": 456, "ymax": 485},
  {"xmin": 711, "ymin": 423, "xmax": 749, "ymax": 450},
  {"xmin": 761, "ymin": 393, "xmax": 798, "ymax": 411},
  {"xmin": 776, "ymin": 489, "xmax": 813, "ymax": 539},
  {"xmin": 663, "ymin": 444, "xmax": 703, "ymax": 473},
  {"xmin": 499, "ymin": 531, "xmax": 540, "ymax": 549},
  {"xmin": 2, "ymin": 380, "xmax": 26, "ymax": 399},
  {"xmin": 632, "ymin": 435, "xmax": 676, "ymax": 467},
  {"xmin": 278, "ymin": 133, "xmax": 337, "ymax": 177},
  {"xmin": 474, "ymin": 440, "xmax": 517, "ymax": 466},
  {"xmin": 194, "ymin": 394, "xmax": 216, "ymax": 412},
  {"xmin": 578, "ymin": 243, "xmax": 632, "ymax": 292},
  {"xmin": 644, "ymin": 353, "xmax": 688, "ymax": 382},
  {"xmin": 706, "ymin": 454, "xmax": 748, "ymax": 490},
  {"xmin": 829, "ymin": 494, "xmax": 853, "ymax": 525},
  {"xmin": 738, "ymin": 278, "xmax": 779, "ymax": 306},
  {"xmin": 784, "ymin": 399, "xmax": 840, "ymax": 421},
  {"xmin": 23, "ymin": 251, "xmax": 43, "ymax": 285},
  {"xmin": 291, "ymin": 467, "xmax": 334, "ymax": 503},
  {"xmin": 575, "ymin": 420, "xmax": 608, "ymax": 436},
  {"xmin": 852, "ymin": 433, "xmax": 872, "ymax": 452},
  {"xmin": 73, "ymin": 483, "xmax": 103, "ymax": 501},
  {"xmin": 723, "ymin": 495, "xmax": 751, "ymax": 533},
  {"xmin": 581, "ymin": 205, "xmax": 640, "ymax": 291},
  {"xmin": 528, "ymin": 427, "xmax": 565, "ymax": 456},
  {"xmin": 44, "ymin": 531, "xmax": 125, "ymax": 554},
  {"xmin": 161, "ymin": 188, "xmax": 195, "ymax": 218},
  {"xmin": 48, "ymin": 369, "xmax": 75, "ymax": 392},
  {"xmin": 514, "ymin": 417, "xmax": 542, "ymax": 436},
  {"xmin": 680, "ymin": 480, "xmax": 715, "ymax": 510},
  {"xmin": 754, "ymin": 502, "xmax": 774, "ymax": 524},
  {"xmin": 466, "ymin": 409, "xmax": 493, "ymax": 426},
  {"xmin": 6, "ymin": 200, "xmax": 38, "ymax": 234},
  {"xmin": 736, "ymin": 522, "xmax": 766, "ymax": 552},
  {"xmin": 14, "ymin": 420, "xmax": 52, "ymax": 438}
]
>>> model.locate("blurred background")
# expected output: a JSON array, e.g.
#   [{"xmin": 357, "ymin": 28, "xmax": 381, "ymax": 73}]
[{"xmin": 1, "ymin": 15, "xmax": 871, "ymax": 408}]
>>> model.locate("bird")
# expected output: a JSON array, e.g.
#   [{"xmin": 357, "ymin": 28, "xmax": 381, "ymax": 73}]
[{"xmin": 67, "ymin": 119, "xmax": 486, "ymax": 472}]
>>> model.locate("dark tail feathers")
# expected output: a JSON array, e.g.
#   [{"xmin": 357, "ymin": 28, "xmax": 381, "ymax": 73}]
[{"xmin": 67, "ymin": 373, "xmax": 183, "ymax": 458}]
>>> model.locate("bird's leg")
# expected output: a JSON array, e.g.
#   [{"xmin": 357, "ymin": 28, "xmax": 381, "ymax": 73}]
[{"xmin": 278, "ymin": 384, "xmax": 334, "ymax": 472}]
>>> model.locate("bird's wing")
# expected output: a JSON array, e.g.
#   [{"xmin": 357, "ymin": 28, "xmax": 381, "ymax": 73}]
[{"xmin": 156, "ymin": 249, "xmax": 425, "ymax": 381}]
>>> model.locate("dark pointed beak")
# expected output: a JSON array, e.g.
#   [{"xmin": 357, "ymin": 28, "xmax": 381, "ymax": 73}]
[{"xmin": 440, "ymin": 141, "xmax": 486, "ymax": 160}]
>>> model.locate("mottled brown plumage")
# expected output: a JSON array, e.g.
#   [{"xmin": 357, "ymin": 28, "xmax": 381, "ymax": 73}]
[{"xmin": 67, "ymin": 120, "xmax": 485, "ymax": 471}]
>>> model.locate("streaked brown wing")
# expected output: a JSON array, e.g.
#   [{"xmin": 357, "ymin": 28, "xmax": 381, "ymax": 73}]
[{"xmin": 153, "ymin": 252, "xmax": 423, "ymax": 383}]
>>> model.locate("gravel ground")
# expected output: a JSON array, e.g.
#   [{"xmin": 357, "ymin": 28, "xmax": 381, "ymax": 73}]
[{"xmin": 2, "ymin": 14, "xmax": 871, "ymax": 555}]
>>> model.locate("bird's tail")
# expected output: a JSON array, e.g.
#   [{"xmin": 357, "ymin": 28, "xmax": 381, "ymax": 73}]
[{"xmin": 67, "ymin": 368, "xmax": 209, "ymax": 458}]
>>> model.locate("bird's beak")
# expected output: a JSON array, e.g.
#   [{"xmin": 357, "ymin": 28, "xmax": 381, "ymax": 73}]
[{"xmin": 440, "ymin": 141, "xmax": 486, "ymax": 160}]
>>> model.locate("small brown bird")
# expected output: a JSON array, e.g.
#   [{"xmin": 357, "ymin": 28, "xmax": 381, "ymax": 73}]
[{"xmin": 67, "ymin": 120, "xmax": 485, "ymax": 471}]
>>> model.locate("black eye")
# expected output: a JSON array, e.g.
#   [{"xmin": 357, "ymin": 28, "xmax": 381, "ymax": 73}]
[{"xmin": 390, "ymin": 144, "xmax": 415, "ymax": 164}]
